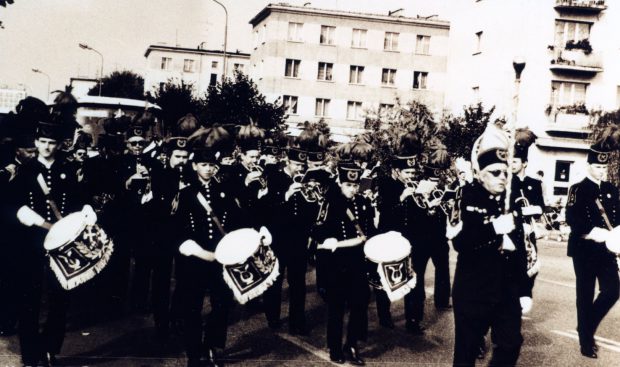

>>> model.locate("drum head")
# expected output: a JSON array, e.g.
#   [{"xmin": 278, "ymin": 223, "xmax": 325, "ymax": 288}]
[
  {"xmin": 44, "ymin": 212, "xmax": 87, "ymax": 251},
  {"xmin": 364, "ymin": 231, "xmax": 411, "ymax": 263},
  {"xmin": 215, "ymin": 228, "xmax": 261, "ymax": 265}
]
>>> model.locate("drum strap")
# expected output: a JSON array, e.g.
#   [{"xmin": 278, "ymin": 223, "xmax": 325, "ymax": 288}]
[
  {"xmin": 37, "ymin": 174, "xmax": 63, "ymax": 221},
  {"xmin": 595, "ymin": 199, "xmax": 613, "ymax": 230},
  {"xmin": 346, "ymin": 208, "xmax": 365, "ymax": 238},
  {"xmin": 196, "ymin": 192, "xmax": 227, "ymax": 236}
]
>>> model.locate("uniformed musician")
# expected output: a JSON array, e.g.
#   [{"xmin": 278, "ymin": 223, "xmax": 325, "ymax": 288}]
[
  {"xmin": 566, "ymin": 143, "xmax": 620, "ymax": 359},
  {"xmin": 313, "ymin": 161, "xmax": 376, "ymax": 365},
  {"xmin": 451, "ymin": 126, "xmax": 531, "ymax": 367}
]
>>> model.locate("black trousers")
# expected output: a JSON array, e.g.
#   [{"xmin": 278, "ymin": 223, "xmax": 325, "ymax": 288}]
[
  {"xmin": 18, "ymin": 257, "xmax": 70, "ymax": 365},
  {"xmin": 572, "ymin": 251, "xmax": 620, "ymax": 347},
  {"xmin": 325, "ymin": 265, "xmax": 369, "ymax": 353},
  {"xmin": 152, "ymin": 249, "xmax": 174, "ymax": 332},
  {"xmin": 453, "ymin": 298, "xmax": 523, "ymax": 367},
  {"xmin": 263, "ymin": 251, "xmax": 308, "ymax": 330},
  {"xmin": 0, "ymin": 241, "xmax": 19, "ymax": 332},
  {"xmin": 176, "ymin": 257, "xmax": 233, "ymax": 362}
]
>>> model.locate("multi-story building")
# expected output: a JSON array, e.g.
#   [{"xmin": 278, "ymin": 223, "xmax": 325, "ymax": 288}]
[
  {"xmin": 143, "ymin": 44, "xmax": 250, "ymax": 96},
  {"xmin": 249, "ymin": 3, "xmax": 450, "ymax": 140},
  {"xmin": 447, "ymin": 0, "xmax": 619, "ymax": 203},
  {"xmin": 0, "ymin": 87, "xmax": 27, "ymax": 114}
]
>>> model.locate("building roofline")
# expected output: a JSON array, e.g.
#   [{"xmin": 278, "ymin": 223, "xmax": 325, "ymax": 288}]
[
  {"xmin": 70, "ymin": 77, "xmax": 98, "ymax": 83},
  {"xmin": 144, "ymin": 45, "xmax": 251, "ymax": 58},
  {"xmin": 249, "ymin": 3, "xmax": 450, "ymax": 29}
]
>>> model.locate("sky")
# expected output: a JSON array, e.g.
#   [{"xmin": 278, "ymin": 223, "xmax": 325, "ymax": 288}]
[{"xmin": 0, "ymin": 0, "xmax": 450, "ymax": 101}]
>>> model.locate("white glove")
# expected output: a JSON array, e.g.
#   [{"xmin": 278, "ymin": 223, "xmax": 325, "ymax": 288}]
[
  {"xmin": 585, "ymin": 227, "xmax": 610, "ymax": 243},
  {"xmin": 520, "ymin": 296, "xmax": 533, "ymax": 314},
  {"xmin": 285, "ymin": 183, "xmax": 303, "ymax": 201},
  {"xmin": 492, "ymin": 214, "xmax": 515, "ymax": 235},
  {"xmin": 179, "ymin": 239, "xmax": 201, "ymax": 257},
  {"xmin": 82, "ymin": 205, "xmax": 98, "ymax": 226},
  {"xmin": 446, "ymin": 220, "xmax": 463, "ymax": 240},
  {"xmin": 321, "ymin": 238, "xmax": 338, "ymax": 252},
  {"xmin": 522, "ymin": 205, "xmax": 543, "ymax": 216},
  {"xmin": 399, "ymin": 187, "xmax": 416, "ymax": 202},
  {"xmin": 259, "ymin": 226, "xmax": 272, "ymax": 246},
  {"xmin": 257, "ymin": 187, "xmax": 269, "ymax": 199},
  {"xmin": 17, "ymin": 206, "xmax": 45, "ymax": 228}
]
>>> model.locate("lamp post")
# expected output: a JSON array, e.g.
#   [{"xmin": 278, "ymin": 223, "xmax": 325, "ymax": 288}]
[
  {"xmin": 79, "ymin": 43, "xmax": 104, "ymax": 96},
  {"xmin": 504, "ymin": 57, "xmax": 526, "ymax": 211},
  {"xmin": 211, "ymin": 0, "xmax": 228, "ymax": 80},
  {"xmin": 31, "ymin": 68, "xmax": 50, "ymax": 101}
]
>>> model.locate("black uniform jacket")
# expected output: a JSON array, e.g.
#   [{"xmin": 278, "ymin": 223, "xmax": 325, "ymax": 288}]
[
  {"xmin": 566, "ymin": 177, "xmax": 620, "ymax": 257},
  {"xmin": 452, "ymin": 181, "xmax": 531, "ymax": 302}
]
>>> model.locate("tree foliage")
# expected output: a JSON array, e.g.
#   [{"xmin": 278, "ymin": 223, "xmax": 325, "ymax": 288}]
[
  {"xmin": 88, "ymin": 70, "xmax": 145, "ymax": 100},
  {"xmin": 200, "ymin": 72, "xmax": 286, "ymax": 130},
  {"xmin": 152, "ymin": 79, "xmax": 201, "ymax": 134},
  {"xmin": 442, "ymin": 103, "xmax": 496, "ymax": 160}
]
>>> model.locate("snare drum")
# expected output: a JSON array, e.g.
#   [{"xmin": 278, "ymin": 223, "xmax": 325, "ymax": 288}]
[
  {"xmin": 364, "ymin": 231, "xmax": 416, "ymax": 302},
  {"xmin": 44, "ymin": 206, "xmax": 114, "ymax": 290},
  {"xmin": 215, "ymin": 228, "xmax": 279, "ymax": 304}
]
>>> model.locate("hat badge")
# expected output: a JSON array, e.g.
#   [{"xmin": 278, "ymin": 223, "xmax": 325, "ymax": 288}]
[
  {"xmin": 271, "ymin": 147, "xmax": 278, "ymax": 155},
  {"xmin": 347, "ymin": 170, "xmax": 359, "ymax": 181},
  {"xmin": 134, "ymin": 128, "xmax": 142, "ymax": 136},
  {"xmin": 299, "ymin": 152, "xmax": 307, "ymax": 161},
  {"xmin": 598, "ymin": 153, "xmax": 609, "ymax": 163},
  {"xmin": 317, "ymin": 152, "xmax": 324, "ymax": 160},
  {"xmin": 496, "ymin": 149, "xmax": 508, "ymax": 162},
  {"xmin": 177, "ymin": 139, "xmax": 187, "ymax": 148},
  {"xmin": 407, "ymin": 158, "xmax": 416, "ymax": 167}
]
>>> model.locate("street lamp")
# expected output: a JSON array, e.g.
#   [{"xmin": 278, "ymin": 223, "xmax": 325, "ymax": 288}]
[
  {"xmin": 211, "ymin": 0, "xmax": 228, "ymax": 80},
  {"xmin": 79, "ymin": 43, "xmax": 104, "ymax": 96},
  {"xmin": 31, "ymin": 68, "xmax": 50, "ymax": 101}
]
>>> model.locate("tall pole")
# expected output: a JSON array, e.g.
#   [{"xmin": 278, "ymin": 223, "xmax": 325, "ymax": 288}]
[
  {"xmin": 31, "ymin": 68, "xmax": 50, "ymax": 101},
  {"xmin": 212, "ymin": 0, "xmax": 228, "ymax": 80},
  {"xmin": 504, "ymin": 57, "xmax": 526, "ymax": 212},
  {"xmin": 79, "ymin": 43, "xmax": 104, "ymax": 96}
]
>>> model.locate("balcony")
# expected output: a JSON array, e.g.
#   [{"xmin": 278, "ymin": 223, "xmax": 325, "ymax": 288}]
[
  {"xmin": 545, "ymin": 107, "xmax": 594, "ymax": 138},
  {"xmin": 550, "ymin": 49, "xmax": 602, "ymax": 75},
  {"xmin": 554, "ymin": 0, "xmax": 607, "ymax": 13}
]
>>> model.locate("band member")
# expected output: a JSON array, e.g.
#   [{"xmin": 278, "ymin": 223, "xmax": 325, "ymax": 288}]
[
  {"xmin": 173, "ymin": 126, "xmax": 245, "ymax": 367},
  {"xmin": 510, "ymin": 128, "xmax": 544, "ymax": 294},
  {"xmin": 451, "ymin": 125, "xmax": 531, "ymax": 367},
  {"xmin": 13, "ymin": 122, "xmax": 85, "ymax": 366},
  {"xmin": 409, "ymin": 142, "xmax": 453, "ymax": 324},
  {"xmin": 374, "ymin": 132, "xmax": 427, "ymax": 333},
  {"xmin": 262, "ymin": 146, "xmax": 318, "ymax": 334},
  {"xmin": 566, "ymin": 143, "xmax": 620, "ymax": 359},
  {"xmin": 313, "ymin": 161, "xmax": 375, "ymax": 365}
]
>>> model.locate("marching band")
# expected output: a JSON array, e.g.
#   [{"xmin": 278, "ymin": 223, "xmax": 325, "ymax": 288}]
[{"xmin": 0, "ymin": 100, "xmax": 619, "ymax": 367}]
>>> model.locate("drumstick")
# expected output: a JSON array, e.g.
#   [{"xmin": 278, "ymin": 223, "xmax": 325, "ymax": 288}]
[{"xmin": 317, "ymin": 236, "xmax": 366, "ymax": 251}]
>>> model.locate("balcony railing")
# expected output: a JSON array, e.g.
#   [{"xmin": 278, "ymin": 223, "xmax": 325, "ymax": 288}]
[
  {"xmin": 546, "ymin": 107, "xmax": 595, "ymax": 136},
  {"xmin": 554, "ymin": 0, "xmax": 607, "ymax": 12},
  {"xmin": 550, "ymin": 49, "xmax": 603, "ymax": 74}
]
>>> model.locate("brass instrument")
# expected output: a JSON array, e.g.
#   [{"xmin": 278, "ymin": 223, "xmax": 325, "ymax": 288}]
[
  {"xmin": 515, "ymin": 189, "xmax": 540, "ymax": 277},
  {"xmin": 293, "ymin": 173, "xmax": 325, "ymax": 203},
  {"xmin": 247, "ymin": 163, "xmax": 267, "ymax": 190}
]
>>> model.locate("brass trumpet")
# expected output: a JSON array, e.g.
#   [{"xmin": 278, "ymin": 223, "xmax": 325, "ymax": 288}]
[
  {"xmin": 247, "ymin": 163, "xmax": 268, "ymax": 190},
  {"xmin": 293, "ymin": 173, "xmax": 325, "ymax": 203}
]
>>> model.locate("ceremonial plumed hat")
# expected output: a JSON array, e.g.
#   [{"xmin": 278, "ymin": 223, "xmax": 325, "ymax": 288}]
[
  {"xmin": 35, "ymin": 121, "xmax": 64, "ymax": 141},
  {"xmin": 423, "ymin": 141, "xmax": 450, "ymax": 176},
  {"xmin": 392, "ymin": 132, "xmax": 422, "ymax": 170},
  {"xmin": 189, "ymin": 126, "xmax": 232, "ymax": 163},
  {"xmin": 587, "ymin": 143, "xmax": 611, "ymax": 165},
  {"xmin": 476, "ymin": 124, "xmax": 510, "ymax": 171},
  {"xmin": 237, "ymin": 124, "xmax": 265, "ymax": 152},
  {"xmin": 338, "ymin": 161, "xmax": 363, "ymax": 184},
  {"xmin": 286, "ymin": 147, "xmax": 308, "ymax": 164},
  {"xmin": 514, "ymin": 128, "xmax": 537, "ymax": 162}
]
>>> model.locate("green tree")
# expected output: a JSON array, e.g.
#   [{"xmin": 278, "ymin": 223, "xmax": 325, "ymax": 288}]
[
  {"xmin": 88, "ymin": 70, "xmax": 145, "ymax": 100},
  {"xmin": 153, "ymin": 79, "xmax": 201, "ymax": 134},
  {"xmin": 442, "ymin": 103, "xmax": 496, "ymax": 160},
  {"xmin": 200, "ymin": 72, "xmax": 286, "ymax": 130}
]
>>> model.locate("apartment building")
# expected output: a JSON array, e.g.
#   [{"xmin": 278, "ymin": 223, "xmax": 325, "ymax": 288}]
[
  {"xmin": 143, "ymin": 44, "xmax": 250, "ymax": 96},
  {"xmin": 447, "ymin": 0, "xmax": 619, "ymax": 203},
  {"xmin": 249, "ymin": 3, "xmax": 450, "ymax": 140}
]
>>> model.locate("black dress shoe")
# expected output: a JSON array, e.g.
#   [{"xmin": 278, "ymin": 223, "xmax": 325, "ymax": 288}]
[
  {"xmin": 580, "ymin": 346, "xmax": 597, "ymax": 359},
  {"xmin": 329, "ymin": 350, "xmax": 345, "ymax": 364},
  {"xmin": 405, "ymin": 320, "xmax": 426, "ymax": 335},
  {"xmin": 343, "ymin": 345, "xmax": 365, "ymax": 366},
  {"xmin": 436, "ymin": 304, "xmax": 453, "ymax": 311}
]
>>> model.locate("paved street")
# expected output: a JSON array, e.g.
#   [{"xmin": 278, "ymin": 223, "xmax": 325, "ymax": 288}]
[{"xmin": 1, "ymin": 239, "xmax": 619, "ymax": 366}]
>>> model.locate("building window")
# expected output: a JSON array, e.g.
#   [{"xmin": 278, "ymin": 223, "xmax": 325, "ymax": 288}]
[
  {"xmin": 384, "ymin": 32, "xmax": 399, "ymax": 51},
  {"xmin": 317, "ymin": 62, "xmax": 333, "ymax": 81},
  {"xmin": 415, "ymin": 35, "xmax": 431, "ymax": 55},
  {"xmin": 550, "ymin": 81, "xmax": 587, "ymax": 107},
  {"xmin": 379, "ymin": 103, "xmax": 394, "ymax": 112},
  {"xmin": 161, "ymin": 57, "xmax": 172, "ymax": 70},
  {"xmin": 553, "ymin": 187, "xmax": 569, "ymax": 196},
  {"xmin": 211, "ymin": 61, "xmax": 218, "ymax": 69},
  {"xmin": 285, "ymin": 59, "xmax": 301, "ymax": 78},
  {"xmin": 413, "ymin": 71, "xmax": 428, "ymax": 89},
  {"xmin": 209, "ymin": 74, "xmax": 217, "ymax": 86},
  {"xmin": 233, "ymin": 63, "xmax": 244, "ymax": 73},
  {"xmin": 555, "ymin": 161, "xmax": 572, "ymax": 182},
  {"xmin": 283, "ymin": 95, "xmax": 298, "ymax": 115},
  {"xmin": 349, "ymin": 65, "xmax": 364, "ymax": 84},
  {"xmin": 183, "ymin": 59, "xmax": 195, "ymax": 73},
  {"xmin": 320, "ymin": 25, "xmax": 335, "ymax": 45},
  {"xmin": 382, "ymin": 68, "xmax": 396, "ymax": 86},
  {"xmin": 347, "ymin": 101, "xmax": 364, "ymax": 120},
  {"xmin": 315, "ymin": 98, "xmax": 330, "ymax": 117},
  {"xmin": 351, "ymin": 28, "xmax": 367, "ymax": 48},
  {"xmin": 474, "ymin": 31, "xmax": 483, "ymax": 54},
  {"xmin": 555, "ymin": 20, "xmax": 590, "ymax": 46},
  {"xmin": 288, "ymin": 22, "xmax": 303, "ymax": 42}
]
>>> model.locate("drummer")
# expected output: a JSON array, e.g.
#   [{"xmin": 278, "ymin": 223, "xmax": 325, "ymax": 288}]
[
  {"xmin": 12, "ymin": 121, "xmax": 85, "ymax": 366},
  {"xmin": 313, "ymin": 161, "xmax": 376, "ymax": 365},
  {"xmin": 172, "ymin": 126, "xmax": 246, "ymax": 367}
]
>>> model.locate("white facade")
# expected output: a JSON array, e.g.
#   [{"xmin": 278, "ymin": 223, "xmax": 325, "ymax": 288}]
[
  {"xmin": 447, "ymin": 0, "xmax": 619, "ymax": 203},
  {"xmin": 0, "ymin": 87, "xmax": 27, "ymax": 113},
  {"xmin": 69, "ymin": 77, "xmax": 98, "ymax": 97},
  {"xmin": 143, "ymin": 45, "xmax": 250, "ymax": 96},
  {"xmin": 249, "ymin": 4, "xmax": 450, "ymax": 138}
]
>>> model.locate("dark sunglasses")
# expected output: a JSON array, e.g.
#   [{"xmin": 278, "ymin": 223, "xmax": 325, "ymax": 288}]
[
  {"xmin": 75, "ymin": 151, "xmax": 86, "ymax": 157},
  {"xmin": 129, "ymin": 141, "xmax": 146, "ymax": 147},
  {"xmin": 487, "ymin": 169, "xmax": 508, "ymax": 178}
]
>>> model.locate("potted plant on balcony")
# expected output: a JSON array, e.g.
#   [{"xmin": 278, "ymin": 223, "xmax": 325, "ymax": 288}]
[{"xmin": 565, "ymin": 39, "xmax": 593, "ymax": 55}]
